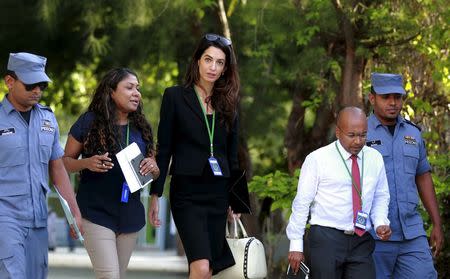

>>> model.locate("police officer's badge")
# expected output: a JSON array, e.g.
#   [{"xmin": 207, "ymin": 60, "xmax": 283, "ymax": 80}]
[
  {"xmin": 41, "ymin": 119, "xmax": 55, "ymax": 133},
  {"xmin": 404, "ymin": 135, "xmax": 417, "ymax": 145}
]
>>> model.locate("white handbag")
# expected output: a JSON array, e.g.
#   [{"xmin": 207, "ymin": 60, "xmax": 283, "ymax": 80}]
[{"xmin": 213, "ymin": 217, "xmax": 267, "ymax": 279}]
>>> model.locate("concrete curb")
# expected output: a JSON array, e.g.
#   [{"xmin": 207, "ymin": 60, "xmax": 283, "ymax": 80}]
[{"xmin": 48, "ymin": 247, "xmax": 189, "ymax": 273}]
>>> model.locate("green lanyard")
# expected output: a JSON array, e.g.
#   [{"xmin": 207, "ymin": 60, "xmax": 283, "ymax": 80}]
[
  {"xmin": 118, "ymin": 122, "xmax": 130, "ymax": 149},
  {"xmin": 194, "ymin": 87, "xmax": 215, "ymax": 157},
  {"xmin": 335, "ymin": 141, "xmax": 364, "ymax": 204}
]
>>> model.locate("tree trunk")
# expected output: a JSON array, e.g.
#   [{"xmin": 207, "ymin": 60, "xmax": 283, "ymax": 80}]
[
  {"xmin": 237, "ymin": 109, "xmax": 261, "ymax": 237},
  {"xmin": 341, "ymin": 47, "xmax": 365, "ymax": 107},
  {"xmin": 285, "ymin": 89, "xmax": 306, "ymax": 174},
  {"xmin": 333, "ymin": 0, "xmax": 365, "ymax": 107},
  {"xmin": 285, "ymin": 83, "xmax": 337, "ymax": 174},
  {"xmin": 217, "ymin": 0, "xmax": 231, "ymax": 38}
]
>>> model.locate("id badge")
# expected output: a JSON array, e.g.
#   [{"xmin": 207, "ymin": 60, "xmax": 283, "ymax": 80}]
[
  {"xmin": 208, "ymin": 157, "xmax": 223, "ymax": 176},
  {"xmin": 121, "ymin": 182, "xmax": 130, "ymax": 203},
  {"xmin": 355, "ymin": 211, "xmax": 368, "ymax": 230}
]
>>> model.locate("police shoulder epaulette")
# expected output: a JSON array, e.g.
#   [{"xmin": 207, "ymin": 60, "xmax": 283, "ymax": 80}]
[
  {"xmin": 404, "ymin": 119, "xmax": 421, "ymax": 131},
  {"xmin": 37, "ymin": 103, "xmax": 53, "ymax": 112}
]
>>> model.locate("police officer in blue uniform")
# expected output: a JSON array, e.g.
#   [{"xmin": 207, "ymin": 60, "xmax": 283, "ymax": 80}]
[
  {"xmin": 0, "ymin": 52, "xmax": 83, "ymax": 279},
  {"xmin": 367, "ymin": 73, "xmax": 444, "ymax": 279}
]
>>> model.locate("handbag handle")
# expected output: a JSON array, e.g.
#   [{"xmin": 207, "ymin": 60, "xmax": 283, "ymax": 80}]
[{"xmin": 226, "ymin": 216, "xmax": 248, "ymax": 239}]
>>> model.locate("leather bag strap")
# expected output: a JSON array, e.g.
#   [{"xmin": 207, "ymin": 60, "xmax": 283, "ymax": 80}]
[{"xmin": 226, "ymin": 216, "xmax": 249, "ymax": 239}]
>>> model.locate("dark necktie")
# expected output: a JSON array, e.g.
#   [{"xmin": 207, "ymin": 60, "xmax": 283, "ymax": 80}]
[{"xmin": 351, "ymin": 155, "xmax": 365, "ymax": 236}]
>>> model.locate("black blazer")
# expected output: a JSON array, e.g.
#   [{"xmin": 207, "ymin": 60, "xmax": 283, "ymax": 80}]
[{"xmin": 150, "ymin": 85, "xmax": 239, "ymax": 196}]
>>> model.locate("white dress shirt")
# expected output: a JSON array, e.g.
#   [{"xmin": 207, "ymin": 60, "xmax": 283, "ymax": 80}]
[{"xmin": 286, "ymin": 140, "xmax": 390, "ymax": 252}]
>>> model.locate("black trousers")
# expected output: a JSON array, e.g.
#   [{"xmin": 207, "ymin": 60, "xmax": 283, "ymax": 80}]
[{"xmin": 308, "ymin": 225, "xmax": 375, "ymax": 279}]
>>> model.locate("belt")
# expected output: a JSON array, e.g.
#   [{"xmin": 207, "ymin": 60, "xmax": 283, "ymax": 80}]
[{"xmin": 311, "ymin": 225, "xmax": 356, "ymax": 235}]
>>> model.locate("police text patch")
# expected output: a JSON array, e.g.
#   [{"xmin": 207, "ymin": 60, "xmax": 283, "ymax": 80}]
[
  {"xmin": 0, "ymin": 127, "xmax": 15, "ymax": 136},
  {"xmin": 404, "ymin": 136, "xmax": 417, "ymax": 145},
  {"xmin": 41, "ymin": 120, "xmax": 55, "ymax": 133}
]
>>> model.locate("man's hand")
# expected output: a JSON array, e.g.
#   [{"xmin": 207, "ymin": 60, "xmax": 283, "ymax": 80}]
[
  {"xmin": 376, "ymin": 225, "xmax": 391, "ymax": 241},
  {"xmin": 429, "ymin": 224, "xmax": 444, "ymax": 257},
  {"xmin": 415, "ymin": 172, "xmax": 443, "ymax": 257},
  {"xmin": 288, "ymin": 251, "xmax": 305, "ymax": 274},
  {"xmin": 69, "ymin": 213, "xmax": 84, "ymax": 239}
]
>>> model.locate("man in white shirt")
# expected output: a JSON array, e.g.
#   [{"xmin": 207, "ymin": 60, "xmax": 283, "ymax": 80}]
[{"xmin": 286, "ymin": 107, "xmax": 391, "ymax": 279}]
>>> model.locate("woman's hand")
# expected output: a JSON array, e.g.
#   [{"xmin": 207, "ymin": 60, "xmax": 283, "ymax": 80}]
[
  {"xmin": 139, "ymin": 156, "xmax": 160, "ymax": 179},
  {"xmin": 148, "ymin": 194, "xmax": 161, "ymax": 227},
  {"xmin": 227, "ymin": 206, "xmax": 241, "ymax": 222},
  {"xmin": 86, "ymin": 152, "xmax": 114, "ymax": 172}
]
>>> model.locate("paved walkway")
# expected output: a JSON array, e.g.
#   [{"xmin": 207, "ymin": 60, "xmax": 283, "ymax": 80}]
[{"xmin": 48, "ymin": 247, "xmax": 188, "ymax": 273}]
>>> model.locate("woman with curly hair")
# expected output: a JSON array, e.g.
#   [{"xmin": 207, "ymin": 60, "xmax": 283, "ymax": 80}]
[
  {"xmin": 63, "ymin": 68, "xmax": 159, "ymax": 279},
  {"xmin": 149, "ymin": 34, "xmax": 240, "ymax": 279}
]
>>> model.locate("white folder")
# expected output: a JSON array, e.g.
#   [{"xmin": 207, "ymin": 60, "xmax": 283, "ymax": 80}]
[
  {"xmin": 116, "ymin": 142, "xmax": 153, "ymax": 193},
  {"xmin": 54, "ymin": 186, "xmax": 84, "ymax": 243}
]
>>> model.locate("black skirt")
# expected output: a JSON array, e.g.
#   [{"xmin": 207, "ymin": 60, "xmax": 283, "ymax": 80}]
[{"xmin": 170, "ymin": 165, "xmax": 235, "ymax": 274}]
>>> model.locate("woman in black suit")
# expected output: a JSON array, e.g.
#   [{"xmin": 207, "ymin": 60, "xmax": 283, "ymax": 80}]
[{"xmin": 149, "ymin": 34, "xmax": 240, "ymax": 278}]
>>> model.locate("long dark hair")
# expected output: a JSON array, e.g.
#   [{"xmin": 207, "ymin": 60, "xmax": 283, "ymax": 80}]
[
  {"xmin": 184, "ymin": 34, "xmax": 240, "ymax": 128},
  {"xmin": 84, "ymin": 68, "xmax": 154, "ymax": 156}
]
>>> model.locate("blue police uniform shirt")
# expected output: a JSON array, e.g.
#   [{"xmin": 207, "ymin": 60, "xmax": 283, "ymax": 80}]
[
  {"xmin": 0, "ymin": 95, "xmax": 64, "ymax": 228},
  {"xmin": 69, "ymin": 112, "xmax": 147, "ymax": 233},
  {"xmin": 367, "ymin": 114, "xmax": 431, "ymax": 241}
]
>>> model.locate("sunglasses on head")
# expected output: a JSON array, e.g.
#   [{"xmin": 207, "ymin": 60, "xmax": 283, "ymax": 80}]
[{"xmin": 204, "ymin": 33, "xmax": 232, "ymax": 46}]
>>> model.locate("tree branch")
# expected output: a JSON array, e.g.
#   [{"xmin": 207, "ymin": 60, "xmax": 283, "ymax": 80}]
[
  {"xmin": 361, "ymin": 32, "xmax": 421, "ymax": 48},
  {"xmin": 217, "ymin": 0, "xmax": 231, "ymax": 38}
]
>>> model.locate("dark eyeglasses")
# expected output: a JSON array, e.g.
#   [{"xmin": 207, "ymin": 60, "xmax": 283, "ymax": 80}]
[
  {"xmin": 23, "ymin": 82, "xmax": 48, "ymax": 91},
  {"xmin": 204, "ymin": 33, "xmax": 232, "ymax": 46},
  {"xmin": 8, "ymin": 73, "xmax": 48, "ymax": 91}
]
